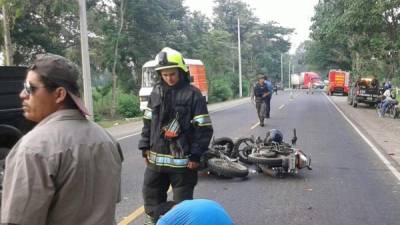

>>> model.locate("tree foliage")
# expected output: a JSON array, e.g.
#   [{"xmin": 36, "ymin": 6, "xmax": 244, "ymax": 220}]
[
  {"xmin": 308, "ymin": 0, "xmax": 400, "ymax": 83},
  {"xmin": 2, "ymin": 0, "xmax": 293, "ymax": 118}
]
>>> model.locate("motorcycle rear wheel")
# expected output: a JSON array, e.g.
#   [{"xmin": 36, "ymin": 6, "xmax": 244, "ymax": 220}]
[
  {"xmin": 389, "ymin": 106, "xmax": 398, "ymax": 119},
  {"xmin": 207, "ymin": 158, "xmax": 249, "ymax": 178},
  {"xmin": 247, "ymin": 153, "xmax": 285, "ymax": 166}
]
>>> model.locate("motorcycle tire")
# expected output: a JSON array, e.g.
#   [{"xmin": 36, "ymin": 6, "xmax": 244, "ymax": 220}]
[
  {"xmin": 207, "ymin": 158, "xmax": 249, "ymax": 178},
  {"xmin": 389, "ymin": 106, "xmax": 397, "ymax": 119},
  {"xmin": 247, "ymin": 153, "xmax": 286, "ymax": 166},
  {"xmin": 234, "ymin": 137, "xmax": 254, "ymax": 164},
  {"xmin": 211, "ymin": 137, "xmax": 235, "ymax": 157}
]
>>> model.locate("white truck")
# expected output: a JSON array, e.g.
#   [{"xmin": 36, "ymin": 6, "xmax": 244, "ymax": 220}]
[
  {"xmin": 139, "ymin": 59, "xmax": 208, "ymax": 111},
  {"xmin": 290, "ymin": 74, "xmax": 300, "ymax": 89}
]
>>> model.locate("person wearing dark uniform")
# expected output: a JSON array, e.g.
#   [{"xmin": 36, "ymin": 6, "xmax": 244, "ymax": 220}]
[
  {"xmin": 253, "ymin": 75, "xmax": 270, "ymax": 127},
  {"xmin": 264, "ymin": 75, "xmax": 273, "ymax": 118},
  {"xmin": 138, "ymin": 47, "xmax": 213, "ymax": 225}
]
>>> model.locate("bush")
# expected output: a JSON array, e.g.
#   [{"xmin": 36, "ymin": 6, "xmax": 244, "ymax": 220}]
[
  {"xmin": 117, "ymin": 93, "xmax": 141, "ymax": 118},
  {"xmin": 92, "ymin": 87, "xmax": 112, "ymax": 118},
  {"xmin": 209, "ymin": 76, "xmax": 234, "ymax": 103}
]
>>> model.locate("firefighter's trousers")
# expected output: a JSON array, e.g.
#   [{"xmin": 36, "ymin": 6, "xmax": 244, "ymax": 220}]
[{"xmin": 142, "ymin": 166, "xmax": 198, "ymax": 220}]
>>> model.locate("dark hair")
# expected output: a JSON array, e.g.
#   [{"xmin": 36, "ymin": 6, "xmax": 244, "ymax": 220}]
[{"xmin": 38, "ymin": 74, "xmax": 78, "ymax": 109}]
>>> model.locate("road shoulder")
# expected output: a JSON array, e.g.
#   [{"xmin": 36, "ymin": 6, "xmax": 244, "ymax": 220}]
[{"xmin": 329, "ymin": 95, "xmax": 400, "ymax": 168}]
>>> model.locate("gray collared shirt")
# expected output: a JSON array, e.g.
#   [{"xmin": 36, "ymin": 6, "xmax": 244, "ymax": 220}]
[{"xmin": 1, "ymin": 109, "xmax": 122, "ymax": 225}]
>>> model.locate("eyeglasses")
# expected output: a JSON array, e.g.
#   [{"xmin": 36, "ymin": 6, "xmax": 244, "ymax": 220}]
[{"xmin": 22, "ymin": 81, "xmax": 46, "ymax": 96}]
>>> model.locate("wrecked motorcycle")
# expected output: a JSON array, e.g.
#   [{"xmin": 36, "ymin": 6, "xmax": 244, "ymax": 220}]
[{"xmin": 233, "ymin": 129, "xmax": 312, "ymax": 177}]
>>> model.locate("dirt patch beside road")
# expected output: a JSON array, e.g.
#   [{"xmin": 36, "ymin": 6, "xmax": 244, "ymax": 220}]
[{"xmin": 330, "ymin": 95, "xmax": 400, "ymax": 167}]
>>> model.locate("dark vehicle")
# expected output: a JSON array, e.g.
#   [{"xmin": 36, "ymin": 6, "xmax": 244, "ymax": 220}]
[
  {"xmin": 0, "ymin": 67, "xmax": 35, "ymax": 188},
  {"xmin": 347, "ymin": 77, "xmax": 380, "ymax": 108}
]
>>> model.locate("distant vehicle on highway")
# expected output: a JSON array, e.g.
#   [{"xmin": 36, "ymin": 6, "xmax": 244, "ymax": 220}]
[
  {"xmin": 290, "ymin": 74, "xmax": 300, "ymax": 89},
  {"xmin": 313, "ymin": 80, "xmax": 325, "ymax": 89},
  {"xmin": 327, "ymin": 70, "xmax": 350, "ymax": 96},
  {"xmin": 347, "ymin": 77, "xmax": 380, "ymax": 108},
  {"xmin": 301, "ymin": 72, "xmax": 322, "ymax": 89}
]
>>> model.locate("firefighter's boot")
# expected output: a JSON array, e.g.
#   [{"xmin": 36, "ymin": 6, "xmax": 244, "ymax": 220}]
[{"xmin": 144, "ymin": 213, "xmax": 156, "ymax": 225}]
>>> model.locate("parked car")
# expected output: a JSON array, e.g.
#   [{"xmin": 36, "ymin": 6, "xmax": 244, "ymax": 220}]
[{"xmin": 347, "ymin": 77, "xmax": 380, "ymax": 108}]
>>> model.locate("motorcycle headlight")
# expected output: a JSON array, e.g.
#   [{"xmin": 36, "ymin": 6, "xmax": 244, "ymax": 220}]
[{"xmin": 295, "ymin": 150, "xmax": 311, "ymax": 169}]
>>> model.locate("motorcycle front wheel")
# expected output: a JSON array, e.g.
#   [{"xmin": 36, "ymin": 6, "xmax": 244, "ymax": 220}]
[
  {"xmin": 234, "ymin": 137, "xmax": 254, "ymax": 164},
  {"xmin": 211, "ymin": 137, "xmax": 235, "ymax": 158}
]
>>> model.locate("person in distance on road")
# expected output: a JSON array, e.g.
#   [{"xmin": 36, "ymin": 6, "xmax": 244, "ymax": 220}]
[
  {"xmin": 264, "ymin": 75, "xmax": 273, "ymax": 118},
  {"xmin": 253, "ymin": 75, "xmax": 269, "ymax": 127},
  {"xmin": 1, "ymin": 53, "xmax": 123, "ymax": 225},
  {"xmin": 138, "ymin": 47, "xmax": 213, "ymax": 225}
]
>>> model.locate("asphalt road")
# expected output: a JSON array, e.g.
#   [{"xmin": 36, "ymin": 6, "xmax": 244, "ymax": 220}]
[{"xmin": 115, "ymin": 89, "xmax": 400, "ymax": 225}]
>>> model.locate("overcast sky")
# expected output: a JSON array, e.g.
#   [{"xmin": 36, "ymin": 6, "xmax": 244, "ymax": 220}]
[{"xmin": 184, "ymin": 0, "xmax": 319, "ymax": 54}]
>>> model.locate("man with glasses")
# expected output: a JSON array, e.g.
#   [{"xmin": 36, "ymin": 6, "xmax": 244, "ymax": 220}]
[{"xmin": 1, "ymin": 53, "xmax": 123, "ymax": 225}]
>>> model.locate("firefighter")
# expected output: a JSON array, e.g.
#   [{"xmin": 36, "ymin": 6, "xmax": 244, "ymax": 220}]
[{"xmin": 138, "ymin": 47, "xmax": 213, "ymax": 225}]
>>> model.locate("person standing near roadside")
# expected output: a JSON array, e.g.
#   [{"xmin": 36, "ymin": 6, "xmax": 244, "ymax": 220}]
[
  {"xmin": 138, "ymin": 47, "xmax": 213, "ymax": 225},
  {"xmin": 379, "ymin": 87, "xmax": 397, "ymax": 117},
  {"xmin": 253, "ymin": 75, "xmax": 269, "ymax": 127},
  {"xmin": 264, "ymin": 75, "xmax": 273, "ymax": 118},
  {"xmin": 1, "ymin": 53, "xmax": 123, "ymax": 225},
  {"xmin": 307, "ymin": 80, "xmax": 314, "ymax": 95}
]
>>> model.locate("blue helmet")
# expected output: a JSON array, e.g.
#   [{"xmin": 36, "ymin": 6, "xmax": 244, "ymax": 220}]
[{"xmin": 265, "ymin": 129, "xmax": 283, "ymax": 144}]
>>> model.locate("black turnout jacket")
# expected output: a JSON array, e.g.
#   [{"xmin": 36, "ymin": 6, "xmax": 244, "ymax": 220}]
[{"xmin": 138, "ymin": 74, "xmax": 213, "ymax": 166}]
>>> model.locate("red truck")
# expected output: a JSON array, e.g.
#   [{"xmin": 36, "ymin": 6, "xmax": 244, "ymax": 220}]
[
  {"xmin": 302, "ymin": 72, "xmax": 322, "ymax": 89},
  {"xmin": 327, "ymin": 70, "xmax": 350, "ymax": 95}
]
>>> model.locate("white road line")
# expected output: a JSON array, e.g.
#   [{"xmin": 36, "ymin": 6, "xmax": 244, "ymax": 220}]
[
  {"xmin": 251, "ymin": 122, "xmax": 259, "ymax": 129},
  {"xmin": 117, "ymin": 131, "xmax": 142, "ymax": 141},
  {"xmin": 325, "ymin": 94, "xmax": 400, "ymax": 182},
  {"xmin": 279, "ymin": 104, "xmax": 285, "ymax": 110}
]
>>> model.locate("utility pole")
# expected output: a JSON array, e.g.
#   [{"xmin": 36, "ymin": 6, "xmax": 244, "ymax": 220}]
[
  {"xmin": 2, "ymin": 4, "xmax": 13, "ymax": 65},
  {"xmin": 238, "ymin": 18, "xmax": 242, "ymax": 97},
  {"xmin": 78, "ymin": 0, "xmax": 93, "ymax": 118},
  {"xmin": 280, "ymin": 53, "xmax": 283, "ymax": 85},
  {"xmin": 288, "ymin": 58, "xmax": 291, "ymax": 88}
]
